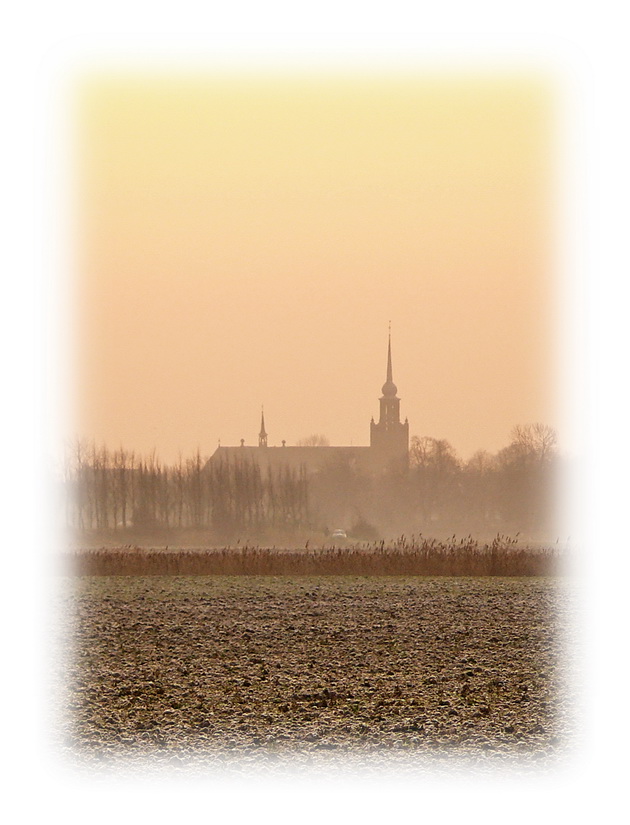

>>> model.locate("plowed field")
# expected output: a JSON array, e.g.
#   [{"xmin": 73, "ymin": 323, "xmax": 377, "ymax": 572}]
[{"xmin": 55, "ymin": 576, "xmax": 574, "ymax": 775}]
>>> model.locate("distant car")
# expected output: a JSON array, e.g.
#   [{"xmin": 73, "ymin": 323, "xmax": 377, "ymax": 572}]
[{"xmin": 331, "ymin": 529, "xmax": 347, "ymax": 540}]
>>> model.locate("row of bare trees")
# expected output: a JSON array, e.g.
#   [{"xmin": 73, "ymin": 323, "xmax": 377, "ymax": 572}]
[
  {"xmin": 405, "ymin": 423, "xmax": 559, "ymax": 537},
  {"xmin": 64, "ymin": 423, "xmax": 559, "ymax": 539},
  {"xmin": 64, "ymin": 442, "xmax": 308, "ymax": 534},
  {"xmin": 300, "ymin": 423, "xmax": 559, "ymax": 539}
]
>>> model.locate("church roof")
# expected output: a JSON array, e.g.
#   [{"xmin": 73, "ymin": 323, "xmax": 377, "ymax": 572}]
[
  {"xmin": 206, "ymin": 331, "xmax": 408, "ymax": 476},
  {"xmin": 206, "ymin": 445, "xmax": 373, "ymax": 475}
]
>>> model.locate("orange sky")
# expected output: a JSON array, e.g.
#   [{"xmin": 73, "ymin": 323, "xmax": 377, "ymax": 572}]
[{"xmin": 73, "ymin": 71, "xmax": 556, "ymax": 464}]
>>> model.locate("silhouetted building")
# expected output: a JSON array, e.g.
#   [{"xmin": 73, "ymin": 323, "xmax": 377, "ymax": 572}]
[
  {"xmin": 369, "ymin": 334, "xmax": 409, "ymax": 472},
  {"xmin": 206, "ymin": 334, "xmax": 409, "ymax": 476}
]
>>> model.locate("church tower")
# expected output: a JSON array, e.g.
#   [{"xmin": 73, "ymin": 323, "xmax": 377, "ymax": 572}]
[{"xmin": 370, "ymin": 332, "xmax": 409, "ymax": 471}]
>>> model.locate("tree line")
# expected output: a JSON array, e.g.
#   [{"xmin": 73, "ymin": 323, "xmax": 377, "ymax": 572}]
[
  {"xmin": 403, "ymin": 423, "xmax": 559, "ymax": 538},
  {"xmin": 63, "ymin": 423, "xmax": 560, "ymax": 540},
  {"xmin": 64, "ymin": 443, "xmax": 308, "ymax": 535}
]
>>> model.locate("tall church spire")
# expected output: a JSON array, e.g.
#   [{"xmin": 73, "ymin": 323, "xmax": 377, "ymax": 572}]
[
  {"xmin": 381, "ymin": 325, "xmax": 397, "ymax": 398},
  {"xmin": 259, "ymin": 407, "xmax": 268, "ymax": 448},
  {"xmin": 370, "ymin": 326, "xmax": 409, "ymax": 471}
]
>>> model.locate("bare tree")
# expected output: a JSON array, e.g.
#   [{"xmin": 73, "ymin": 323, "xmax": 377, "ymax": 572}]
[
  {"xmin": 410, "ymin": 436, "xmax": 461, "ymax": 526},
  {"xmin": 510, "ymin": 423, "xmax": 557, "ymax": 466},
  {"xmin": 461, "ymin": 449, "xmax": 497, "ymax": 530},
  {"xmin": 112, "ymin": 447, "xmax": 130, "ymax": 529},
  {"xmin": 173, "ymin": 453, "xmax": 185, "ymax": 528},
  {"xmin": 495, "ymin": 424, "xmax": 558, "ymax": 534},
  {"xmin": 296, "ymin": 434, "xmax": 330, "ymax": 446}
]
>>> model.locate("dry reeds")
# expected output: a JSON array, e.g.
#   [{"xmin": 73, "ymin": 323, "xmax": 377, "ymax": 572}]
[{"xmin": 63, "ymin": 534, "xmax": 560, "ymax": 577}]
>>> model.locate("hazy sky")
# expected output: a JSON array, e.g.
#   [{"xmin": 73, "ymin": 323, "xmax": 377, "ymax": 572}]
[{"xmin": 74, "ymin": 71, "xmax": 555, "ymax": 463}]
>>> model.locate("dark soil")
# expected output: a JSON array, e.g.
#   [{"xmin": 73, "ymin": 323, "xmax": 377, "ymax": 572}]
[{"xmin": 53, "ymin": 576, "xmax": 575, "ymax": 775}]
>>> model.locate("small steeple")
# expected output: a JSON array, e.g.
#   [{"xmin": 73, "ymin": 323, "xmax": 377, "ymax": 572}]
[{"xmin": 259, "ymin": 407, "xmax": 268, "ymax": 448}]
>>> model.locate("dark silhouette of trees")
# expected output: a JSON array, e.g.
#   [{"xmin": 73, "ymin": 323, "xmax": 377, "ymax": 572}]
[
  {"xmin": 494, "ymin": 424, "xmax": 558, "ymax": 535},
  {"xmin": 308, "ymin": 454, "xmax": 371, "ymax": 530},
  {"xmin": 409, "ymin": 436, "xmax": 462, "ymax": 528},
  {"xmin": 65, "ymin": 442, "xmax": 310, "ymax": 537},
  {"xmin": 460, "ymin": 449, "xmax": 498, "ymax": 533},
  {"xmin": 65, "ymin": 423, "xmax": 560, "ymax": 540}
]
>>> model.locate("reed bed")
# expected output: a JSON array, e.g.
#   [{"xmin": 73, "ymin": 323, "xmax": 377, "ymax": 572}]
[{"xmin": 64, "ymin": 535, "xmax": 560, "ymax": 577}]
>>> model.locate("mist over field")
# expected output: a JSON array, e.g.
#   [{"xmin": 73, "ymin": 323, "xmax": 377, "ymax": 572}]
[{"xmin": 63, "ymin": 422, "xmax": 561, "ymax": 549}]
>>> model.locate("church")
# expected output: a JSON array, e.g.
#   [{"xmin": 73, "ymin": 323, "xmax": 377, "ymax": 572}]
[{"xmin": 206, "ymin": 334, "xmax": 409, "ymax": 477}]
